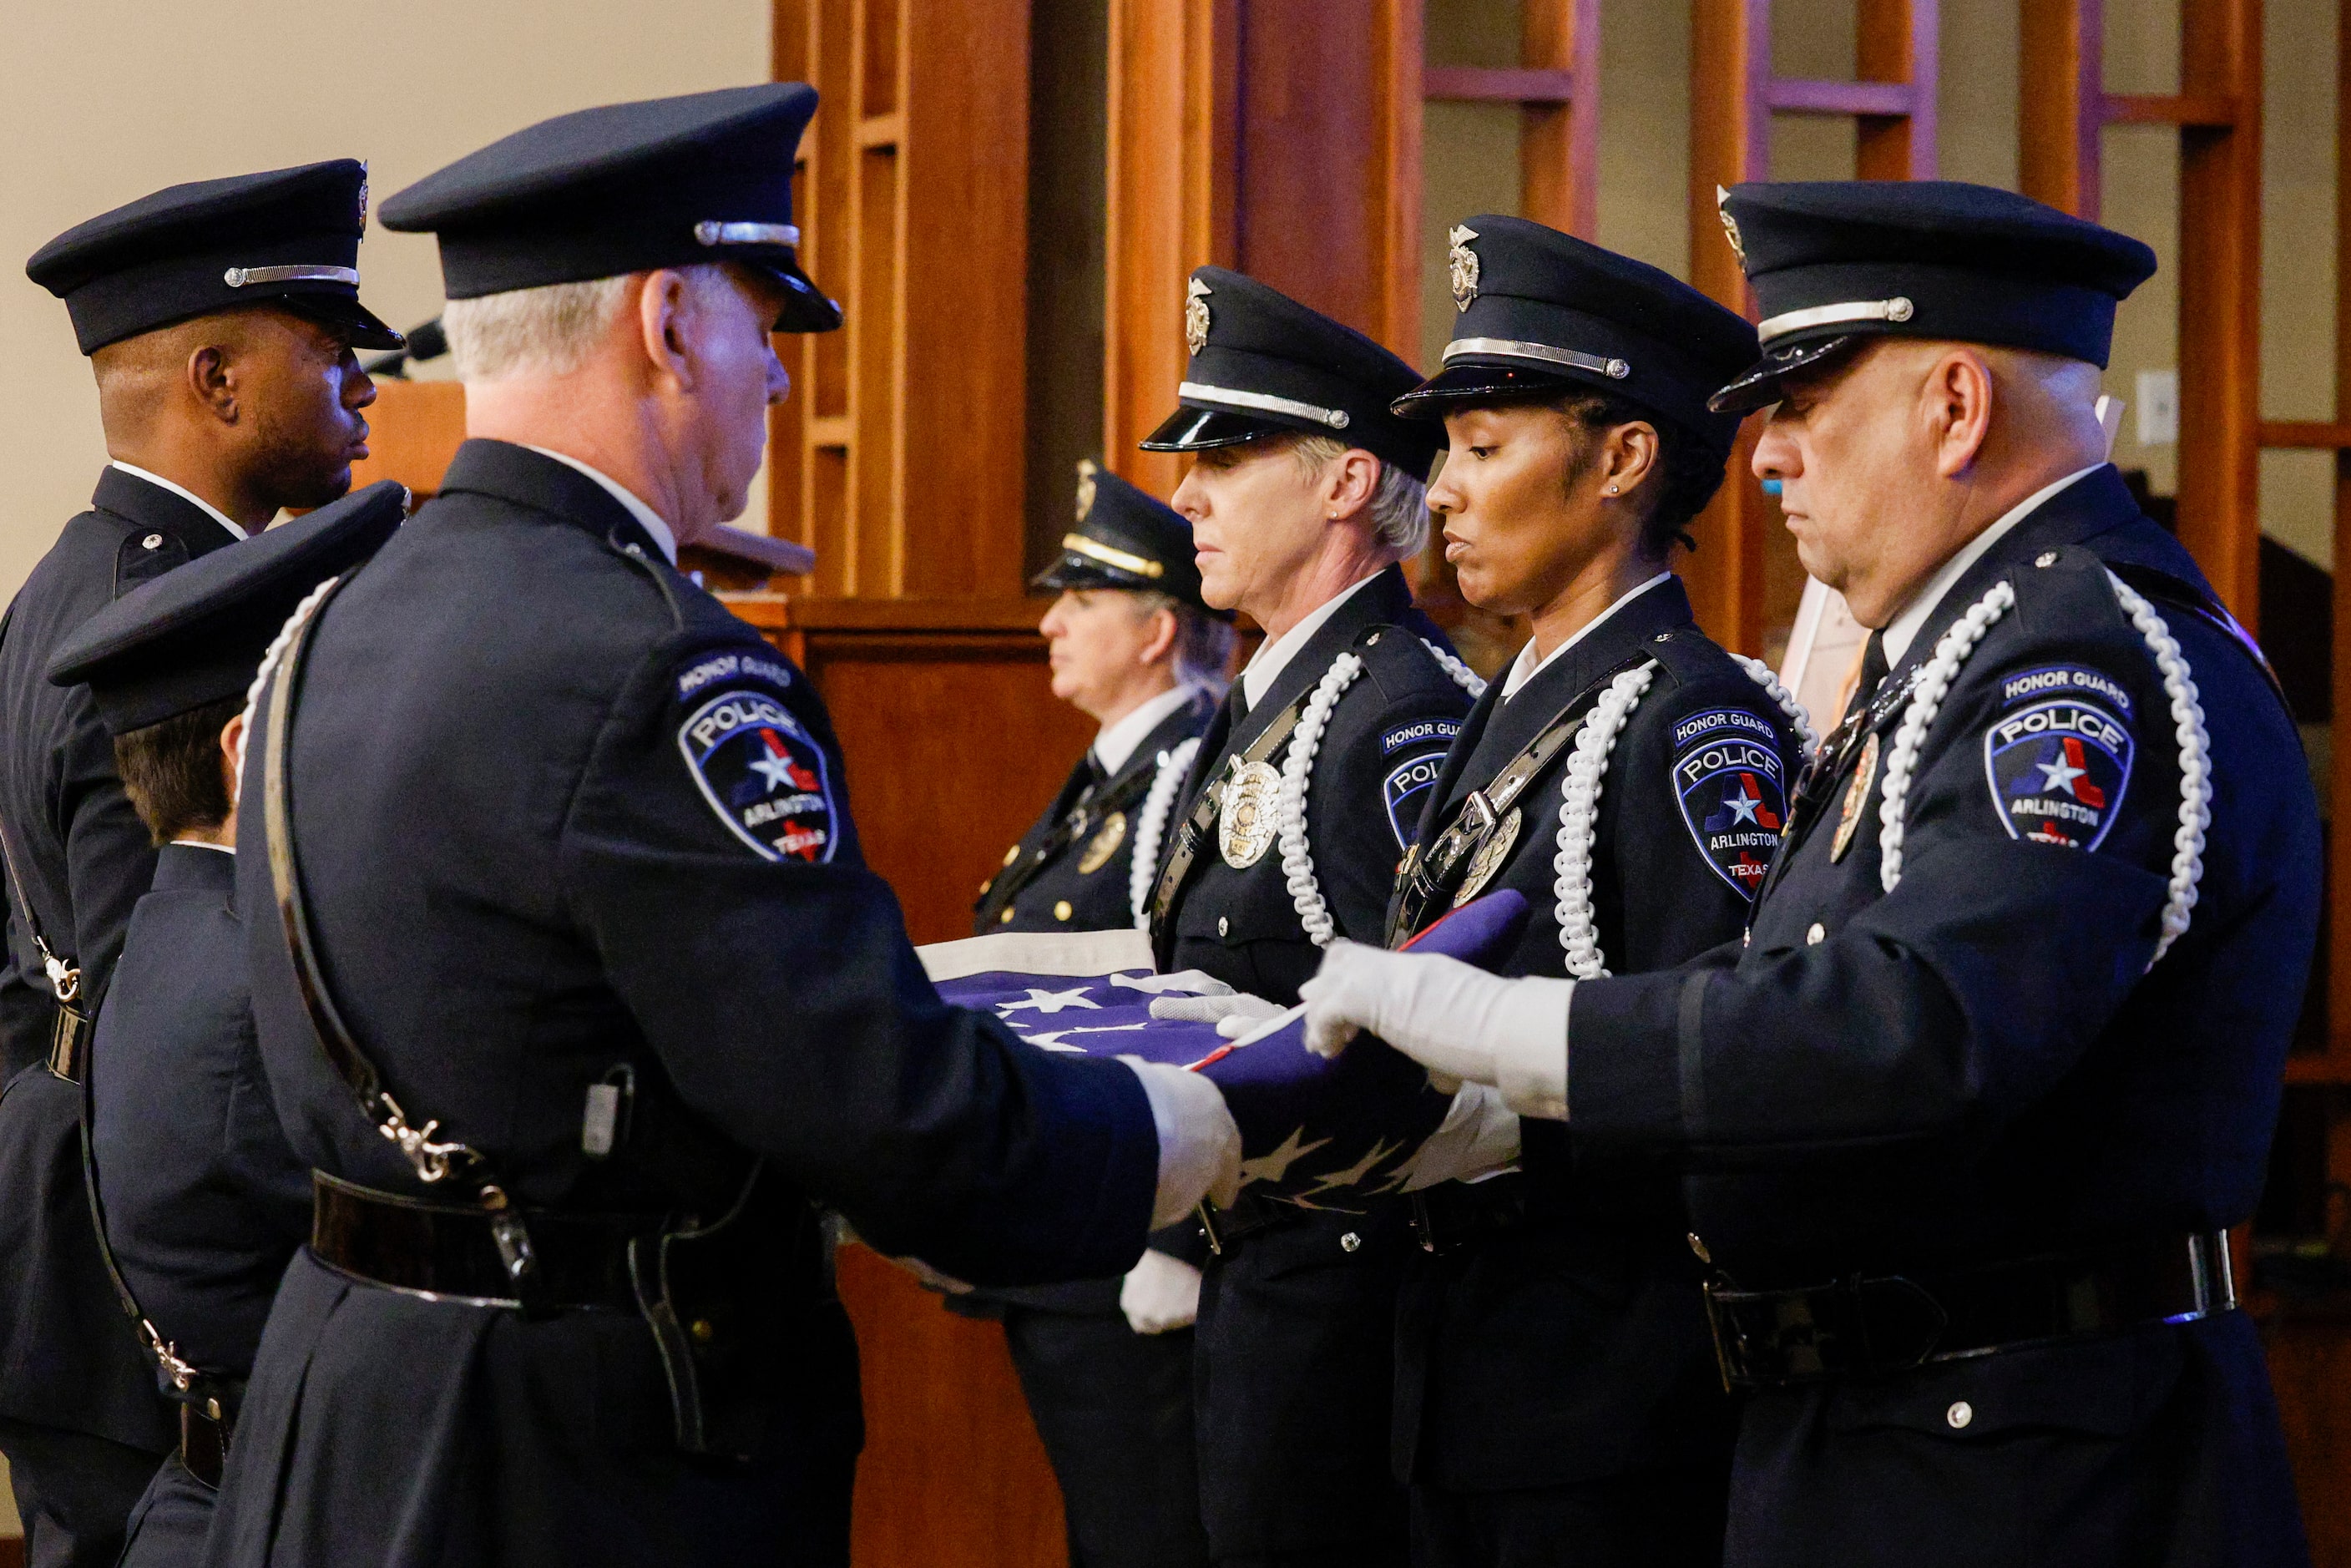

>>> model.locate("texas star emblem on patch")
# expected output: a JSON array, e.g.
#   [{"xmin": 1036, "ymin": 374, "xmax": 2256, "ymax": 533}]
[
  {"xmin": 1983, "ymin": 695, "xmax": 2133, "ymax": 851},
  {"xmin": 679, "ymin": 689, "xmax": 838, "ymax": 863},
  {"xmin": 1671, "ymin": 709, "xmax": 1787, "ymax": 898},
  {"xmin": 1383, "ymin": 750, "xmax": 1449, "ymax": 851}
]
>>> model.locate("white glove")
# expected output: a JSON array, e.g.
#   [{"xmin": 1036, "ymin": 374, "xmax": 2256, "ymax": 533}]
[
  {"xmin": 1121, "ymin": 1059, "xmax": 1243, "ymax": 1223},
  {"xmin": 1120, "ymin": 1247, "xmax": 1203, "ymax": 1334},
  {"xmin": 1298, "ymin": 940, "xmax": 1572, "ymax": 1120},
  {"xmin": 1398, "ymin": 1083, "xmax": 1523, "ymax": 1191},
  {"xmin": 1150, "ymin": 990, "xmax": 1287, "ymax": 1038}
]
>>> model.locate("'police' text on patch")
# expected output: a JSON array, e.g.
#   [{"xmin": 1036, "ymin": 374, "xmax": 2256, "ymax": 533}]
[
  {"xmin": 1672, "ymin": 711, "xmax": 1787, "ymax": 899},
  {"xmin": 1383, "ymin": 751, "xmax": 1449, "ymax": 850},
  {"xmin": 678, "ymin": 689, "xmax": 837, "ymax": 863},
  {"xmin": 1982, "ymin": 696, "xmax": 2132, "ymax": 851}
]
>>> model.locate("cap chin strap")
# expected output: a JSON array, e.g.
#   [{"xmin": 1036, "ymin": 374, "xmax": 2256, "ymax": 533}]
[
  {"xmin": 224, "ymin": 265, "xmax": 361, "ymax": 288},
  {"xmin": 1757, "ymin": 296, "xmax": 1914, "ymax": 344},
  {"xmin": 694, "ymin": 220, "xmax": 801, "ymax": 248},
  {"xmin": 1062, "ymin": 534, "xmax": 1165, "ymax": 579},
  {"xmin": 1443, "ymin": 338, "xmax": 1631, "ymax": 381},
  {"xmin": 1177, "ymin": 381, "xmax": 1352, "ymax": 432}
]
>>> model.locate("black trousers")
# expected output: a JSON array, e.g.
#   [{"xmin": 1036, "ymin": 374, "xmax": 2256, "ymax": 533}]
[
  {"xmin": 120, "ymin": 1451, "xmax": 213, "ymax": 1568},
  {"xmin": 1003, "ymin": 1308, "xmax": 1208, "ymax": 1568},
  {"xmin": 1408, "ymin": 1467, "xmax": 1730, "ymax": 1568},
  {"xmin": 0, "ymin": 1417, "xmax": 169, "ymax": 1568}
]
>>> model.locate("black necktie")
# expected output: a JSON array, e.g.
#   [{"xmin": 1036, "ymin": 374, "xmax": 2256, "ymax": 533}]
[{"xmin": 1845, "ymin": 631, "xmax": 1889, "ymax": 724}]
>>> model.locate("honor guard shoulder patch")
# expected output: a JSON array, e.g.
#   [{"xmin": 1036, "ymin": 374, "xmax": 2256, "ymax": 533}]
[
  {"xmin": 1983, "ymin": 683, "xmax": 2133, "ymax": 851},
  {"xmin": 679, "ymin": 688, "xmax": 837, "ymax": 863},
  {"xmin": 1672, "ymin": 708, "xmax": 1787, "ymax": 899},
  {"xmin": 675, "ymin": 645, "xmax": 796, "ymax": 702},
  {"xmin": 1383, "ymin": 747, "xmax": 1450, "ymax": 851}
]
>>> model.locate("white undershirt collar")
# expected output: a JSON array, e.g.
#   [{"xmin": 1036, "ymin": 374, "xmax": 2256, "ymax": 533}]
[
  {"xmin": 523, "ymin": 446, "xmax": 680, "ymax": 566},
  {"xmin": 1879, "ymin": 464, "xmax": 2101, "ymax": 668},
  {"xmin": 1499, "ymin": 571, "xmax": 1674, "ymax": 702},
  {"xmin": 107, "ymin": 462, "xmax": 247, "ymax": 543},
  {"xmin": 169, "ymin": 838, "xmax": 235, "ymax": 854},
  {"xmin": 1240, "ymin": 571, "xmax": 1384, "ymax": 711},
  {"xmin": 1093, "ymin": 683, "xmax": 1201, "ymax": 776}
]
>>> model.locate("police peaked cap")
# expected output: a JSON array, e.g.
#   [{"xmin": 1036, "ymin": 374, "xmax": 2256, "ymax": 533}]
[
  {"xmin": 1141, "ymin": 267, "xmax": 1443, "ymax": 480},
  {"xmin": 1034, "ymin": 460, "xmax": 1226, "ymax": 618},
  {"xmin": 1709, "ymin": 180, "xmax": 2158, "ymax": 412},
  {"xmin": 1394, "ymin": 215, "xmax": 1757, "ymax": 460},
  {"xmin": 381, "ymin": 83, "xmax": 841, "ymax": 334},
  {"xmin": 48, "ymin": 481, "xmax": 408, "ymax": 736},
  {"xmin": 27, "ymin": 160, "xmax": 402, "ymax": 357}
]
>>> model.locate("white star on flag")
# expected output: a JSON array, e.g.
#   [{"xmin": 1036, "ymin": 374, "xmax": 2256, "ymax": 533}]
[
  {"xmin": 1237, "ymin": 1126, "xmax": 1330, "ymax": 1186},
  {"xmin": 1299, "ymin": 1137, "xmax": 1404, "ymax": 1199},
  {"xmin": 999, "ymin": 986, "xmax": 1102, "ymax": 1017}
]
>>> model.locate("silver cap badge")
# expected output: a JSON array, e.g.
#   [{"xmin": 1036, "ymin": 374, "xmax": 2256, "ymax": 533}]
[
  {"xmin": 1185, "ymin": 277, "xmax": 1213, "ymax": 357},
  {"xmin": 1449, "ymin": 225, "xmax": 1479, "ymax": 313},
  {"xmin": 1716, "ymin": 186, "xmax": 1746, "ymax": 267}
]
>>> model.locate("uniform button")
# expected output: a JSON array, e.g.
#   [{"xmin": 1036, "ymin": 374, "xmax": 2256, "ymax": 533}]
[
  {"xmin": 998, "ymin": 907, "xmax": 1015, "ymax": 925},
  {"xmin": 1654, "ymin": 632, "xmax": 1671, "ymax": 643},
  {"xmin": 1217, "ymin": 916, "xmax": 1229, "ymax": 938},
  {"xmin": 1806, "ymin": 922, "xmax": 1825, "ymax": 945},
  {"xmin": 1003, "ymin": 845, "xmax": 1020, "ymax": 867},
  {"xmin": 1364, "ymin": 631, "xmax": 1381, "ymax": 645},
  {"xmin": 1054, "ymin": 900, "xmax": 1073, "ymax": 922},
  {"xmin": 2035, "ymin": 551, "xmax": 2059, "ymax": 568},
  {"xmin": 1945, "ymin": 1400, "xmax": 1973, "ymax": 1429},
  {"xmin": 1340, "ymin": 1232, "xmax": 1362, "ymax": 1253},
  {"xmin": 140, "ymin": 533, "xmax": 164, "ymax": 550},
  {"xmin": 1687, "ymin": 1232, "xmax": 1711, "ymax": 1263}
]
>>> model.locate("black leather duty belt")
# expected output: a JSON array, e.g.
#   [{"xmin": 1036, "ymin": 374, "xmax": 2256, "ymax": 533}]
[
  {"xmin": 1198, "ymin": 1190, "xmax": 1327, "ymax": 1256},
  {"xmin": 311, "ymin": 1171, "xmax": 645, "ymax": 1312},
  {"xmin": 179, "ymin": 1400, "xmax": 230, "ymax": 1490},
  {"xmin": 1407, "ymin": 1173, "xmax": 1529, "ymax": 1255},
  {"xmin": 1704, "ymin": 1231, "xmax": 2237, "ymax": 1390}
]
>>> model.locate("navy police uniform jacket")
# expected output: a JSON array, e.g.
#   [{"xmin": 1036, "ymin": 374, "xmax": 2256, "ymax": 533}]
[
  {"xmin": 0, "ymin": 467, "xmax": 230, "ymax": 1458},
  {"xmin": 93, "ymin": 844, "xmax": 309, "ymax": 1565},
  {"xmin": 1563, "ymin": 467, "xmax": 2316, "ymax": 1567},
  {"xmin": 207, "ymin": 442, "xmax": 1164, "ymax": 1568},
  {"xmin": 978, "ymin": 690, "xmax": 1214, "ymax": 938},
  {"xmin": 1391, "ymin": 576, "xmax": 1793, "ymax": 1495},
  {"xmin": 1155, "ymin": 564, "xmax": 1474, "ymax": 1559}
]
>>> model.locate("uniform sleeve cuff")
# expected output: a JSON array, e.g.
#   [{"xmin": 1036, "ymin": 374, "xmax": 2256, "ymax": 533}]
[
  {"xmin": 1125, "ymin": 1060, "xmax": 1242, "ymax": 1227},
  {"xmin": 1554, "ymin": 970, "xmax": 1700, "ymax": 1142},
  {"xmin": 1491, "ymin": 979, "xmax": 1570, "ymax": 1120}
]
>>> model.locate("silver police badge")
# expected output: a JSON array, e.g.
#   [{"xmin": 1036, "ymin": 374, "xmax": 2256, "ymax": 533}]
[
  {"xmin": 1715, "ymin": 185, "xmax": 1745, "ymax": 266},
  {"xmin": 1448, "ymin": 225, "xmax": 1479, "ymax": 313},
  {"xmin": 1220, "ymin": 761, "xmax": 1282, "ymax": 868},
  {"xmin": 1186, "ymin": 277, "xmax": 1213, "ymax": 356},
  {"xmin": 1074, "ymin": 458, "xmax": 1099, "ymax": 523},
  {"xmin": 1453, "ymin": 806, "xmax": 1521, "ymax": 907}
]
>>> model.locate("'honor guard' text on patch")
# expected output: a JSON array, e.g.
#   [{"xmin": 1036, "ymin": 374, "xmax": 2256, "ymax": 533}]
[
  {"xmin": 679, "ymin": 689, "xmax": 837, "ymax": 862},
  {"xmin": 1983, "ymin": 691, "xmax": 2132, "ymax": 851},
  {"xmin": 1672, "ymin": 708, "xmax": 1787, "ymax": 898}
]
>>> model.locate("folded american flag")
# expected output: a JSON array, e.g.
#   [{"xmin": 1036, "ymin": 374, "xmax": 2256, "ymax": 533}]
[{"xmin": 918, "ymin": 892, "xmax": 1529, "ymax": 1206}]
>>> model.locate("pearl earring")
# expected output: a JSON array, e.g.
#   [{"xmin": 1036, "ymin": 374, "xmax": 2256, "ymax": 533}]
[{"xmin": 1605, "ymin": 484, "xmax": 1620, "ymax": 495}]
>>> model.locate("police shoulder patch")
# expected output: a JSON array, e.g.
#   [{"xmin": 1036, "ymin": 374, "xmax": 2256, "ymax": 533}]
[
  {"xmin": 1671, "ymin": 706, "xmax": 1787, "ymax": 899},
  {"xmin": 1982, "ymin": 671, "xmax": 2132, "ymax": 851},
  {"xmin": 678, "ymin": 687, "xmax": 838, "ymax": 863},
  {"xmin": 1382, "ymin": 747, "xmax": 1450, "ymax": 851}
]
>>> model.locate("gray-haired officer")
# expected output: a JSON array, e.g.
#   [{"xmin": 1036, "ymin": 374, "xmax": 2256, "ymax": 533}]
[
  {"xmin": 1140, "ymin": 268, "xmax": 1478, "ymax": 1568},
  {"xmin": 959, "ymin": 461, "xmax": 1231, "ymax": 1568},
  {"xmin": 43, "ymin": 484, "xmax": 407, "ymax": 1568},
  {"xmin": 1303, "ymin": 180, "xmax": 2315, "ymax": 1566},
  {"xmin": 204, "ymin": 86, "xmax": 1239, "ymax": 1568},
  {"xmin": 1, "ymin": 159, "xmax": 397, "ymax": 1568}
]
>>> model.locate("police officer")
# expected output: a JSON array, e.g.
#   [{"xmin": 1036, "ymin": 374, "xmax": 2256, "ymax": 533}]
[
  {"xmin": 1383, "ymin": 218, "xmax": 1802, "ymax": 1566},
  {"xmin": 1138, "ymin": 267, "xmax": 1476, "ymax": 1568},
  {"xmin": 1, "ymin": 159, "xmax": 398, "ymax": 1568},
  {"xmin": 1303, "ymin": 180, "xmax": 2315, "ymax": 1567},
  {"xmin": 959, "ymin": 460, "xmax": 1231, "ymax": 1568},
  {"xmin": 207, "ymin": 87, "xmax": 1238, "ymax": 1568},
  {"xmin": 42, "ymin": 484, "xmax": 407, "ymax": 1567}
]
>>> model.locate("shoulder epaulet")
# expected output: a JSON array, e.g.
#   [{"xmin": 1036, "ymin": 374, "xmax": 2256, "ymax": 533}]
[{"xmin": 1352, "ymin": 622, "xmax": 1485, "ymax": 702}]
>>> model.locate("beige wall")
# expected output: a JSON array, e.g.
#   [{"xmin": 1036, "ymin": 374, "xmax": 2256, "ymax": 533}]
[{"xmin": 0, "ymin": 0, "xmax": 774, "ymax": 598}]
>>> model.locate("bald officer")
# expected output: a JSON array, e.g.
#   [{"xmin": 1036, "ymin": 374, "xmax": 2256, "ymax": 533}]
[
  {"xmin": 206, "ymin": 87, "xmax": 1237, "ymax": 1568},
  {"xmin": 3, "ymin": 160, "xmax": 397, "ymax": 1568},
  {"xmin": 1303, "ymin": 181, "xmax": 2316, "ymax": 1567}
]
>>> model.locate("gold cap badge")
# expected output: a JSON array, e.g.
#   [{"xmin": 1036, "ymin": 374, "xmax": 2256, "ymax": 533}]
[
  {"xmin": 1074, "ymin": 458, "xmax": 1098, "ymax": 523},
  {"xmin": 1716, "ymin": 186, "xmax": 1746, "ymax": 267},
  {"xmin": 1448, "ymin": 225, "xmax": 1479, "ymax": 313}
]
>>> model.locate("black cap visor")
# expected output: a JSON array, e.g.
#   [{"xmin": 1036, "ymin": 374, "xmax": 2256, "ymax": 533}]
[
  {"xmin": 745, "ymin": 255, "xmax": 842, "ymax": 333},
  {"xmin": 1390, "ymin": 362, "xmax": 1585, "ymax": 420},
  {"xmin": 1032, "ymin": 555, "xmax": 1151, "ymax": 594},
  {"xmin": 275, "ymin": 291, "xmax": 407, "ymax": 352},
  {"xmin": 1139, "ymin": 404, "xmax": 1297, "ymax": 453},
  {"xmin": 1707, "ymin": 333, "xmax": 1866, "ymax": 414}
]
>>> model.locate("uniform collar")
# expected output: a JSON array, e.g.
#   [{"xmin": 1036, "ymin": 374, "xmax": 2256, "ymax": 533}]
[
  {"xmin": 1879, "ymin": 463, "xmax": 2101, "ymax": 667},
  {"xmin": 433, "ymin": 440, "xmax": 675, "ymax": 564},
  {"xmin": 1093, "ymin": 683, "xmax": 1206, "ymax": 776},
  {"xmin": 521, "ymin": 446, "xmax": 680, "ymax": 565},
  {"xmin": 153, "ymin": 839, "xmax": 236, "ymax": 893},
  {"xmin": 92, "ymin": 464, "xmax": 249, "ymax": 559},
  {"xmin": 105, "ymin": 463, "xmax": 250, "ymax": 542},
  {"xmin": 1499, "ymin": 570, "xmax": 1675, "ymax": 701},
  {"xmin": 1240, "ymin": 568, "xmax": 1388, "ymax": 710}
]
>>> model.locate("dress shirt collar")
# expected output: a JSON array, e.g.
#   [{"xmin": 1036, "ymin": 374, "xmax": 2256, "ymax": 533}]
[
  {"xmin": 1239, "ymin": 570, "xmax": 1384, "ymax": 711},
  {"xmin": 1092, "ymin": 683, "xmax": 1202, "ymax": 776},
  {"xmin": 107, "ymin": 462, "xmax": 248, "ymax": 542},
  {"xmin": 1879, "ymin": 463, "xmax": 2101, "ymax": 667},
  {"xmin": 1498, "ymin": 571, "xmax": 1675, "ymax": 702},
  {"xmin": 522, "ymin": 446, "xmax": 680, "ymax": 565}
]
